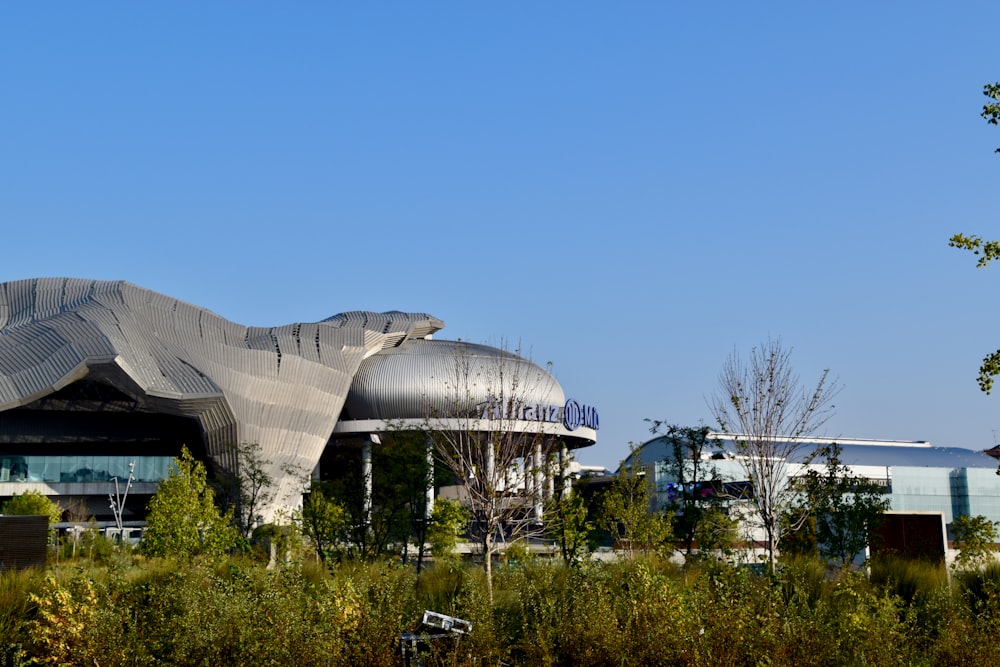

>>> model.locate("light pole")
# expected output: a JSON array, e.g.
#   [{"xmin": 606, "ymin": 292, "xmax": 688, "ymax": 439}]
[{"xmin": 109, "ymin": 460, "xmax": 136, "ymax": 532}]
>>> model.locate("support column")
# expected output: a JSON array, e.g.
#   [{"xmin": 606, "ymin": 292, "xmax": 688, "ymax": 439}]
[
  {"xmin": 546, "ymin": 453, "xmax": 556, "ymax": 499},
  {"xmin": 506, "ymin": 459, "xmax": 519, "ymax": 494},
  {"xmin": 533, "ymin": 442, "xmax": 544, "ymax": 523},
  {"xmin": 560, "ymin": 443, "xmax": 572, "ymax": 497},
  {"xmin": 362, "ymin": 434, "xmax": 378, "ymax": 525},
  {"xmin": 485, "ymin": 440, "xmax": 496, "ymax": 491},
  {"xmin": 425, "ymin": 438, "xmax": 435, "ymax": 520}
]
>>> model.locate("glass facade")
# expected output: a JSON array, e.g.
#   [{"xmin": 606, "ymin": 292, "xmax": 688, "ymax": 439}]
[
  {"xmin": 887, "ymin": 467, "xmax": 958, "ymax": 522},
  {"xmin": 650, "ymin": 458, "xmax": 1000, "ymax": 526},
  {"xmin": 965, "ymin": 467, "xmax": 1000, "ymax": 521},
  {"xmin": 0, "ymin": 455, "xmax": 171, "ymax": 484}
]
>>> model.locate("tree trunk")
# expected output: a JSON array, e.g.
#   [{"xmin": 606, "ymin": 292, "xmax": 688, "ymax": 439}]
[
  {"xmin": 766, "ymin": 520, "xmax": 777, "ymax": 574},
  {"xmin": 415, "ymin": 539, "xmax": 425, "ymax": 574},
  {"xmin": 484, "ymin": 530, "xmax": 494, "ymax": 605}
]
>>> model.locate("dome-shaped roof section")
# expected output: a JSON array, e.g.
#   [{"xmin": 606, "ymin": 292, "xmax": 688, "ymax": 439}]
[{"xmin": 343, "ymin": 339, "xmax": 565, "ymax": 421}]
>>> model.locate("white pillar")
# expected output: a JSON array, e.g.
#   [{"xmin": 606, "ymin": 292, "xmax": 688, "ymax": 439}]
[
  {"xmin": 362, "ymin": 434, "xmax": 378, "ymax": 525},
  {"xmin": 485, "ymin": 440, "xmax": 496, "ymax": 490},
  {"xmin": 546, "ymin": 454, "xmax": 556, "ymax": 499},
  {"xmin": 533, "ymin": 442, "xmax": 544, "ymax": 523},
  {"xmin": 425, "ymin": 438, "xmax": 435, "ymax": 519},
  {"xmin": 560, "ymin": 443, "xmax": 572, "ymax": 497},
  {"xmin": 506, "ymin": 459, "xmax": 520, "ymax": 493}
]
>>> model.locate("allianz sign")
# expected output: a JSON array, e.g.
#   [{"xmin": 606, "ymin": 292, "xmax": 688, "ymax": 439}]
[{"xmin": 479, "ymin": 398, "xmax": 599, "ymax": 432}]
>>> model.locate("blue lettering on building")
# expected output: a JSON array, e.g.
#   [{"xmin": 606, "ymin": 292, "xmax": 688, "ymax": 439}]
[{"xmin": 480, "ymin": 398, "xmax": 599, "ymax": 431}]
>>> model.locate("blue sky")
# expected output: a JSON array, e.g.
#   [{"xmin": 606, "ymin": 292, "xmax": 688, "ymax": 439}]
[{"xmin": 2, "ymin": 3, "xmax": 999, "ymax": 469}]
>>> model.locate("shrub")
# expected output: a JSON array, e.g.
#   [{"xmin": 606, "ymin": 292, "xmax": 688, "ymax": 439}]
[
  {"xmin": 1, "ymin": 491, "xmax": 62, "ymax": 528},
  {"xmin": 24, "ymin": 574, "xmax": 101, "ymax": 665},
  {"xmin": 0, "ymin": 568, "xmax": 42, "ymax": 665},
  {"xmin": 141, "ymin": 447, "xmax": 237, "ymax": 560},
  {"xmin": 8, "ymin": 550, "xmax": 1000, "ymax": 665},
  {"xmin": 951, "ymin": 514, "xmax": 999, "ymax": 570},
  {"xmin": 869, "ymin": 556, "xmax": 948, "ymax": 605},
  {"xmin": 955, "ymin": 560, "xmax": 1000, "ymax": 613}
]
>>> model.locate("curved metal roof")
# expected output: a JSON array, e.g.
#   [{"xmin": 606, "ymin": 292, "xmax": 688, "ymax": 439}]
[
  {"xmin": 0, "ymin": 277, "xmax": 445, "ymax": 516},
  {"xmin": 633, "ymin": 434, "xmax": 998, "ymax": 470},
  {"xmin": 343, "ymin": 339, "xmax": 565, "ymax": 421},
  {"xmin": 336, "ymin": 338, "xmax": 597, "ymax": 447},
  {"xmin": 802, "ymin": 443, "xmax": 996, "ymax": 469}
]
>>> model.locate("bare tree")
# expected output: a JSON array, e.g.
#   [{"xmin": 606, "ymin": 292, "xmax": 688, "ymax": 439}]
[
  {"xmin": 710, "ymin": 339, "xmax": 839, "ymax": 573},
  {"xmin": 425, "ymin": 341, "xmax": 557, "ymax": 602}
]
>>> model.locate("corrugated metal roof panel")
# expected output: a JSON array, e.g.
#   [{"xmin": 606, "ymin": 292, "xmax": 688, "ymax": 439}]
[
  {"xmin": 35, "ymin": 278, "xmax": 65, "ymax": 319},
  {"xmin": 0, "ymin": 278, "xmax": 455, "ymax": 519},
  {"xmin": 4, "ymin": 280, "xmax": 34, "ymax": 328},
  {"xmin": 62, "ymin": 278, "xmax": 96, "ymax": 311}
]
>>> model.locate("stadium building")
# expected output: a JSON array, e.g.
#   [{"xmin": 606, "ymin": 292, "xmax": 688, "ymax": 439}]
[
  {"xmin": 629, "ymin": 434, "xmax": 1000, "ymax": 558},
  {"xmin": 0, "ymin": 278, "xmax": 598, "ymax": 525}
]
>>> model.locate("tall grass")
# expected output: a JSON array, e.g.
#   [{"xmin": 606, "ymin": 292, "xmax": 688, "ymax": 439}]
[
  {"xmin": 869, "ymin": 556, "xmax": 949, "ymax": 605},
  {"xmin": 0, "ymin": 567, "xmax": 41, "ymax": 666},
  {"xmin": 4, "ymin": 551, "xmax": 1000, "ymax": 665}
]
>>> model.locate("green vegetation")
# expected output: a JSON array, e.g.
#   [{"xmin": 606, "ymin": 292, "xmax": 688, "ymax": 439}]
[
  {"xmin": 646, "ymin": 421, "xmax": 736, "ymax": 559},
  {"xmin": 4, "ymin": 547, "xmax": 1000, "ymax": 666},
  {"xmin": 426, "ymin": 497, "xmax": 469, "ymax": 561},
  {"xmin": 784, "ymin": 443, "xmax": 890, "ymax": 567},
  {"xmin": 140, "ymin": 446, "xmax": 238, "ymax": 559},
  {"xmin": 212, "ymin": 441, "xmax": 277, "ymax": 540},
  {"xmin": 599, "ymin": 445, "xmax": 673, "ymax": 558},
  {"xmin": 317, "ymin": 430, "xmax": 435, "ymax": 563},
  {"xmin": 297, "ymin": 480, "xmax": 349, "ymax": 564},
  {"xmin": 951, "ymin": 514, "xmax": 999, "ymax": 570},
  {"xmin": 950, "ymin": 81, "xmax": 1000, "ymax": 393},
  {"xmin": 544, "ymin": 486, "xmax": 593, "ymax": 566},
  {"xmin": 2, "ymin": 490, "xmax": 63, "ymax": 528},
  {"xmin": 5, "ymin": 435, "xmax": 1000, "ymax": 665}
]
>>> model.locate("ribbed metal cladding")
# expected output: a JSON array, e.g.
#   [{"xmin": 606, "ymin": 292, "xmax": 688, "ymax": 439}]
[
  {"xmin": 0, "ymin": 278, "xmax": 445, "ymax": 519},
  {"xmin": 344, "ymin": 339, "xmax": 565, "ymax": 421},
  {"xmin": 0, "ymin": 515, "xmax": 48, "ymax": 570}
]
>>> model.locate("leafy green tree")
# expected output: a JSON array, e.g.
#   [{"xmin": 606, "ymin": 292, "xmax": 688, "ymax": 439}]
[
  {"xmin": 2, "ymin": 490, "xmax": 62, "ymax": 529},
  {"xmin": 141, "ymin": 447, "xmax": 237, "ymax": 559},
  {"xmin": 951, "ymin": 514, "xmax": 999, "ymax": 570},
  {"xmin": 780, "ymin": 512, "xmax": 819, "ymax": 559},
  {"xmin": 544, "ymin": 483, "xmax": 594, "ymax": 566},
  {"xmin": 377, "ymin": 428, "xmax": 436, "ymax": 570},
  {"xmin": 213, "ymin": 442, "xmax": 275, "ymax": 540},
  {"xmin": 948, "ymin": 231, "xmax": 1000, "ymax": 394},
  {"xmin": 426, "ymin": 497, "xmax": 469, "ymax": 561},
  {"xmin": 692, "ymin": 504, "xmax": 740, "ymax": 558},
  {"xmin": 983, "ymin": 81, "xmax": 1000, "ymax": 144},
  {"xmin": 950, "ymin": 82, "xmax": 1000, "ymax": 393},
  {"xmin": 647, "ymin": 421, "xmax": 732, "ymax": 558},
  {"xmin": 298, "ymin": 480, "xmax": 349, "ymax": 564},
  {"xmin": 600, "ymin": 445, "xmax": 673, "ymax": 558},
  {"xmin": 313, "ymin": 447, "xmax": 376, "ymax": 559},
  {"xmin": 317, "ymin": 432, "xmax": 433, "ymax": 562},
  {"xmin": 786, "ymin": 443, "xmax": 889, "ymax": 567}
]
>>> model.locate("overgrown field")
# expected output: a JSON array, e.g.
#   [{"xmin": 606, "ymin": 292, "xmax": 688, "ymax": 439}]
[{"xmin": 3, "ymin": 551, "xmax": 1000, "ymax": 666}]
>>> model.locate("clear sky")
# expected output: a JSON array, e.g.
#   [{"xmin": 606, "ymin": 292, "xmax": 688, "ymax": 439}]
[{"xmin": 2, "ymin": 3, "xmax": 999, "ymax": 470}]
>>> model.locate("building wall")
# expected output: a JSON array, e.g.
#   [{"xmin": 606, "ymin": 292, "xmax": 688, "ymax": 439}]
[
  {"xmin": 888, "ymin": 467, "xmax": 962, "ymax": 523},
  {"xmin": 964, "ymin": 467, "xmax": 1000, "ymax": 520},
  {"xmin": 0, "ymin": 278, "xmax": 448, "ymax": 521},
  {"xmin": 650, "ymin": 452, "xmax": 1000, "ymax": 536}
]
